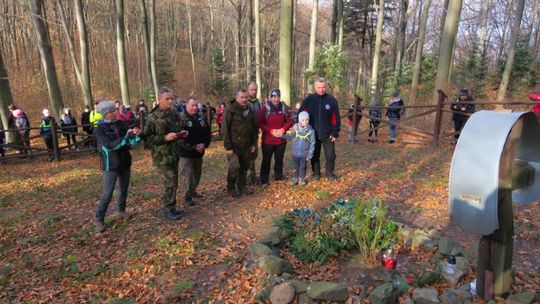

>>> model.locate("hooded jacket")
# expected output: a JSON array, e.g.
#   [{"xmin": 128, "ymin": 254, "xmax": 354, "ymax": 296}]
[
  {"xmin": 95, "ymin": 119, "xmax": 140, "ymax": 171},
  {"xmin": 222, "ymin": 99, "xmax": 257, "ymax": 151},
  {"xmin": 300, "ymin": 93, "xmax": 341, "ymax": 139},
  {"xmin": 283, "ymin": 123, "xmax": 316, "ymax": 159}
]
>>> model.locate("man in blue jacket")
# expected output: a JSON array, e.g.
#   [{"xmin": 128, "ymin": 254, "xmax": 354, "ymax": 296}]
[
  {"xmin": 385, "ymin": 92, "xmax": 405, "ymax": 144},
  {"xmin": 300, "ymin": 78, "xmax": 341, "ymax": 180}
]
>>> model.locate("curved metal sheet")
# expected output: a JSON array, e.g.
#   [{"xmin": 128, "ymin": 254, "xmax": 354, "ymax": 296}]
[
  {"xmin": 448, "ymin": 111, "xmax": 535, "ymax": 235},
  {"xmin": 513, "ymin": 112, "xmax": 540, "ymax": 204}
]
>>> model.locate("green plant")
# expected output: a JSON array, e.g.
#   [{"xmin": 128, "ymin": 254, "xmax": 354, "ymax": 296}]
[{"xmin": 352, "ymin": 199, "xmax": 398, "ymax": 262}]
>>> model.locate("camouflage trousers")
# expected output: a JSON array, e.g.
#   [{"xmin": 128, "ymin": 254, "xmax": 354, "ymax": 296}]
[
  {"xmin": 247, "ymin": 145, "xmax": 258, "ymax": 181},
  {"xmin": 157, "ymin": 162, "xmax": 179, "ymax": 212},
  {"xmin": 179, "ymin": 157, "xmax": 203, "ymax": 200},
  {"xmin": 227, "ymin": 149, "xmax": 253, "ymax": 192}
]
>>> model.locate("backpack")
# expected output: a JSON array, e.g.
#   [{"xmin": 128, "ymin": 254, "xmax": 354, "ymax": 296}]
[{"xmin": 264, "ymin": 103, "xmax": 288, "ymax": 120}]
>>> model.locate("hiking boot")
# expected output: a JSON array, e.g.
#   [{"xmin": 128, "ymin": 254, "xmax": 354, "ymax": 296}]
[
  {"xmin": 240, "ymin": 187, "xmax": 254, "ymax": 195},
  {"xmin": 192, "ymin": 192, "xmax": 204, "ymax": 199},
  {"xmin": 164, "ymin": 209, "xmax": 183, "ymax": 221},
  {"xmin": 248, "ymin": 175, "xmax": 259, "ymax": 185},
  {"xmin": 299, "ymin": 178, "xmax": 307, "ymax": 186},
  {"xmin": 274, "ymin": 175, "xmax": 284, "ymax": 181},
  {"xmin": 117, "ymin": 211, "xmax": 131, "ymax": 220},
  {"xmin": 227, "ymin": 189, "xmax": 241, "ymax": 198},
  {"xmin": 94, "ymin": 219, "xmax": 106, "ymax": 233},
  {"xmin": 312, "ymin": 173, "xmax": 321, "ymax": 180},
  {"xmin": 290, "ymin": 178, "xmax": 298, "ymax": 186},
  {"xmin": 325, "ymin": 173, "xmax": 338, "ymax": 181},
  {"xmin": 185, "ymin": 197, "xmax": 195, "ymax": 207},
  {"xmin": 388, "ymin": 139, "xmax": 395, "ymax": 144}
]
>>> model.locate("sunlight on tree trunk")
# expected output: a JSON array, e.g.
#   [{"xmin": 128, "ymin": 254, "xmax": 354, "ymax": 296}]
[
  {"xmin": 75, "ymin": 0, "xmax": 93, "ymax": 108},
  {"xmin": 0, "ymin": 46, "xmax": 14, "ymax": 130},
  {"xmin": 279, "ymin": 0, "xmax": 293, "ymax": 106},
  {"xmin": 410, "ymin": 0, "xmax": 432, "ymax": 104},
  {"xmin": 254, "ymin": 0, "xmax": 262, "ymax": 100},
  {"xmin": 186, "ymin": 0, "xmax": 196, "ymax": 89},
  {"xmin": 149, "ymin": 0, "xmax": 158, "ymax": 99},
  {"xmin": 139, "ymin": 0, "xmax": 153, "ymax": 91},
  {"xmin": 29, "ymin": 0, "xmax": 65, "ymax": 118},
  {"xmin": 370, "ymin": 0, "xmax": 385, "ymax": 100},
  {"xmin": 496, "ymin": 0, "xmax": 526, "ymax": 103},
  {"xmin": 433, "ymin": 0, "xmax": 463, "ymax": 103},
  {"xmin": 115, "ymin": 0, "xmax": 130, "ymax": 106}
]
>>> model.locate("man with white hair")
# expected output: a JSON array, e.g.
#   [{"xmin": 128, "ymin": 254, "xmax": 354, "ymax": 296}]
[{"xmin": 300, "ymin": 78, "xmax": 341, "ymax": 180}]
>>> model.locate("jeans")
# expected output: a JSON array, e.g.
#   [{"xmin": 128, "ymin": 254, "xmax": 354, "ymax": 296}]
[
  {"xmin": 260, "ymin": 143, "xmax": 286, "ymax": 183},
  {"xmin": 311, "ymin": 137, "xmax": 336, "ymax": 176},
  {"xmin": 292, "ymin": 156, "xmax": 308, "ymax": 179},
  {"xmin": 389, "ymin": 118, "xmax": 399, "ymax": 140},
  {"xmin": 96, "ymin": 167, "xmax": 131, "ymax": 221}
]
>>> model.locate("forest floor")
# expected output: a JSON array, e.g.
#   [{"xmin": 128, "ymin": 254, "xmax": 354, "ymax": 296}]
[{"xmin": 0, "ymin": 135, "xmax": 539, "ymax": 303}]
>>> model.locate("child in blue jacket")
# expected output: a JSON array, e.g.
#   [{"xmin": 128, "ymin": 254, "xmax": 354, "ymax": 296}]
[{"xmin": 282, "ymin": 111, "xmax": 316, "ymax": 186}]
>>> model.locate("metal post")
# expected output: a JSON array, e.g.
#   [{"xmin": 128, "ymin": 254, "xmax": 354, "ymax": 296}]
[
  {"xmin": 432, "ymin": 89, "xmax": 446, "ymax": 147},
  {"xmin": 50, "ymin": 117, "xmax": 60, "ymax": 161}
]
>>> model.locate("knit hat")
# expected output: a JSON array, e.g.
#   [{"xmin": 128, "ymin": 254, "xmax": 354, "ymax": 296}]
[
  {"xmin": 298, "ymin": 111, "xmax": 309, "ymax": 121},
  {"xmin": 390, "ymin": 91, "xmax": 400, "ymax": 97},
  {"xmin": 12, "ymin": 109, "xmax": 22, "ymax": 118},
  {"xmin": 42, "ymin": 109, "xmax": 50, "ymax": 116},
  {"xmin": 459, "ymin": 89, "xmax": 469, "ymax": 97},
  {"xmin": 270, "ymin": 88, "xmax": 281, "ymax": 97},
  {"xmin": 96, "ymin": 100, "xmax": 117, "ymax": 116}
]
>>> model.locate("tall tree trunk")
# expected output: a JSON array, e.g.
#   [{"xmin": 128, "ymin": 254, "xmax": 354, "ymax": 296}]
[
  {"xmin": 208, "ymin": 0, "xmax": 215, "ymax": 44},
  {"xmin": 337, "ymin": 0, "xmax": 344, "ymax": 51},
  {"xmin": 370, "ymin": 0, "xmax": 385, "ymax": 100},
  {"xmin": 0, "ymin": 46, "xmax": 14, "ymax": 131},
  {"xmin": 439, "ymin": 0, "xmax": 449, "ymax": 46},
  {"xmin": 433, "ymin": 0, "xmax": 463, "ymax": 102},
  {"xmin": 331, "ymin": 0, "xmax": 338, "ymax": 44},
  {"xmin": 115, "ymin": 0, "xmax": 130, "ymax": 106},
  {"xmin": 478, "ymin": 0, "xmax": 490, "ymax": 62},
  {"xmin": 279, "ymin": 0, "xmax": 293, "ymax": 106},
  {"xmin": 245, "ymin": 0, "xmax": 253, "ymax": 81},
  {"xmin": 410, "ymin": 0, "xmax": 432, "ymax": 104},
  {"xmin": 394, "ymin": 0, "xmax": 409, "ymax": 90},
  {"xmin": 149, "ymin": 0, "xmax": 158, "ymax": 99},
  {"xmin": 254, "ymin": 0, "xmax": 262, "ymax": 100},
  {"xmin": 139, "ymin": 0, "xmax": 153, "ymax": 90},
  {"xmin": 533, "ymin": 7, "xmax": 540, "ymax": 58},
  {"xmin": 308, "ymin": 0, "xmax": 318, "ymax": 71},
  {"xmin": 74, "ymin": 0, "xmax": 93, "ymax": 108},
  {"xmin": 496, "ymin": 0, "xmax": 526, "ymax": 102},
  {"xmin": 29, "ymin": 0, "xmax": 64, "ymax": 118},
  {"xmin": 186, "ymin": 0, "xmax": 196, "ymax": 89}
]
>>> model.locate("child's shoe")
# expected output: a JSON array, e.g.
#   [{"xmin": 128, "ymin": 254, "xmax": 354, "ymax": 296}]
[
  {"xmin": 290, "ymin": 178, "xmax": 298, "ymax": 186},
  {"xmin": 299, "ymin": 178, "xmax": 307, "ymax": 186}
]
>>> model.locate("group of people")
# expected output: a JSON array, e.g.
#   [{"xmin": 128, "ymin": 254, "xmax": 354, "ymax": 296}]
[{"xmin": 93, "ymin": 78, "xmax": 342, "ymax": 232}]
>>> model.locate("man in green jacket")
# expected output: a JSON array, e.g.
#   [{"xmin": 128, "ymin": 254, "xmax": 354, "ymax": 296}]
[
  {"xmin": 222, "ymin": 89, "xmax": 258, "ymax": 198},
  {"xmin": 143, "ymin": 87, "xmax": 188, "ymax": 220}
]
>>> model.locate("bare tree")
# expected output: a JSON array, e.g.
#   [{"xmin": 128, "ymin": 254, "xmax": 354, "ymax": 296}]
[
  {"xmin": 186, "ymin": 0, "xmax": 196, "ymax": 88},
  {"xmin": 496, "ymin": 0, "xmax": 526, "ymax": 102},
  {"xmin": 370, "ymin": 0, "xmax": 385, "ymax": 99},
  {"xmin": 139, "ymin": 0, "xmax": 153, "ymax": 90},
  {"xmin": 393, "ymin": 0, "xmax": 409, "ymax": 90},
  {"xmin": 115, "ymin": 0, "xmax": 130, "ymax": 106},
  {"xmin": 0, "ymin": 45, "xmax": 14, "ymax": 130},
  {"xmin": 149, "ymin": 0, "xmax": 158, "ymax": 99},
  {"xmin": 254, "ymin": 0, "xmax": 262, "ymax": 100},
  {"xmin": 279, "ymin": 0, "xmax": 293, "ymax": 106},
  {"xmin": 29, "ymin": 0, "xmax": 65, "ymax": 118},
  {"xmin": 410, "ymin": 0, "xmax": 432, "ymax": 104}
]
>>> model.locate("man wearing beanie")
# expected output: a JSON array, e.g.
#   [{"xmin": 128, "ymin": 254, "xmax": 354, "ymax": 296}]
[
  {"xmin": 143, "ymin": 87, "xmax": 189, "ymax": 220},
  {"xmin": 300, "ymin": 77, "xmax": 341, "ymax": 180},
  {"xmin": 94, "ymin": 100, "xmax": 141, "ymax": 232},
  {"xmin": 450, "ymin": 88, "xmax": 475, "ymax": 141}
]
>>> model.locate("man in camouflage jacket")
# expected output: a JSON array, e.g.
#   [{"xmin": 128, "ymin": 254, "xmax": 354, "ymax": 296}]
[
  {"xmin": 222, "ymin": 89, "xmax": 258, "ymax": 197},
  {"xmin": 143, "ymin": 87, "xmax": 187, "ymax": 220}
]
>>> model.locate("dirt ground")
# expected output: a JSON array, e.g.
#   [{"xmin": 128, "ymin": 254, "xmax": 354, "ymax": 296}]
[{"xmin": 0, "ymin": 136, "xmax": 538, "ymax": 303}]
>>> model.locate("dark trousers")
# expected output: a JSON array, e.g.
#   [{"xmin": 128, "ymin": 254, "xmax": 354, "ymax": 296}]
[
  {"xmin": 180, "ymin": 157, "xmax": 203, "ymax": 199},
  {"xmin": 248, "ymin": 145, "xmax": 258, "ymax": 180},
  {"xmin": 95, "ymin": 167, "xmax": 131, "ymax": 221},
  {"xmin": 368, "ymin": 120, "xmax": 380, "ymax": 142},
  {"xmin": 292, "ymin": 156, "xmax": 308, "ymax": 179},
  {"xmin": 65, "ymin": 134, "xmax": 77, "ymax": 148},
  {"xmin": 260, "ymin": 142, "xmax": 286, "ymax": 184},
  {"xmin": 227, "ymin": 148, "xmax": 252, "ymax": 191},
  {"xmin": 158, "ymin": 162, "xmax": 179, "ymax": 212},
  {"xmin": 43, "ymin": 135, "xmax": 54, "ymax": 159},
  {"xmin": 453, "ymin": 118, "xmax": 467, "ymax": 139},
  {"xmin": 311, "ymin": 137, "xmax": 336, "ymax": 176}
]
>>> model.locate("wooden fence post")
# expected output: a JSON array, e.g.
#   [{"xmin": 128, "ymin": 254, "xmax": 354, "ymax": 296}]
[
  {"xmin": 50, "ymin": 117, "xmax": 60, "ymax": 161},
  {"xmin": 432, "ymin": 90, "xmax": 446, "ymax": 147},
  {"xmin": 139, "ymin": 111, "xmax": 145, "ymax": 129}
]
